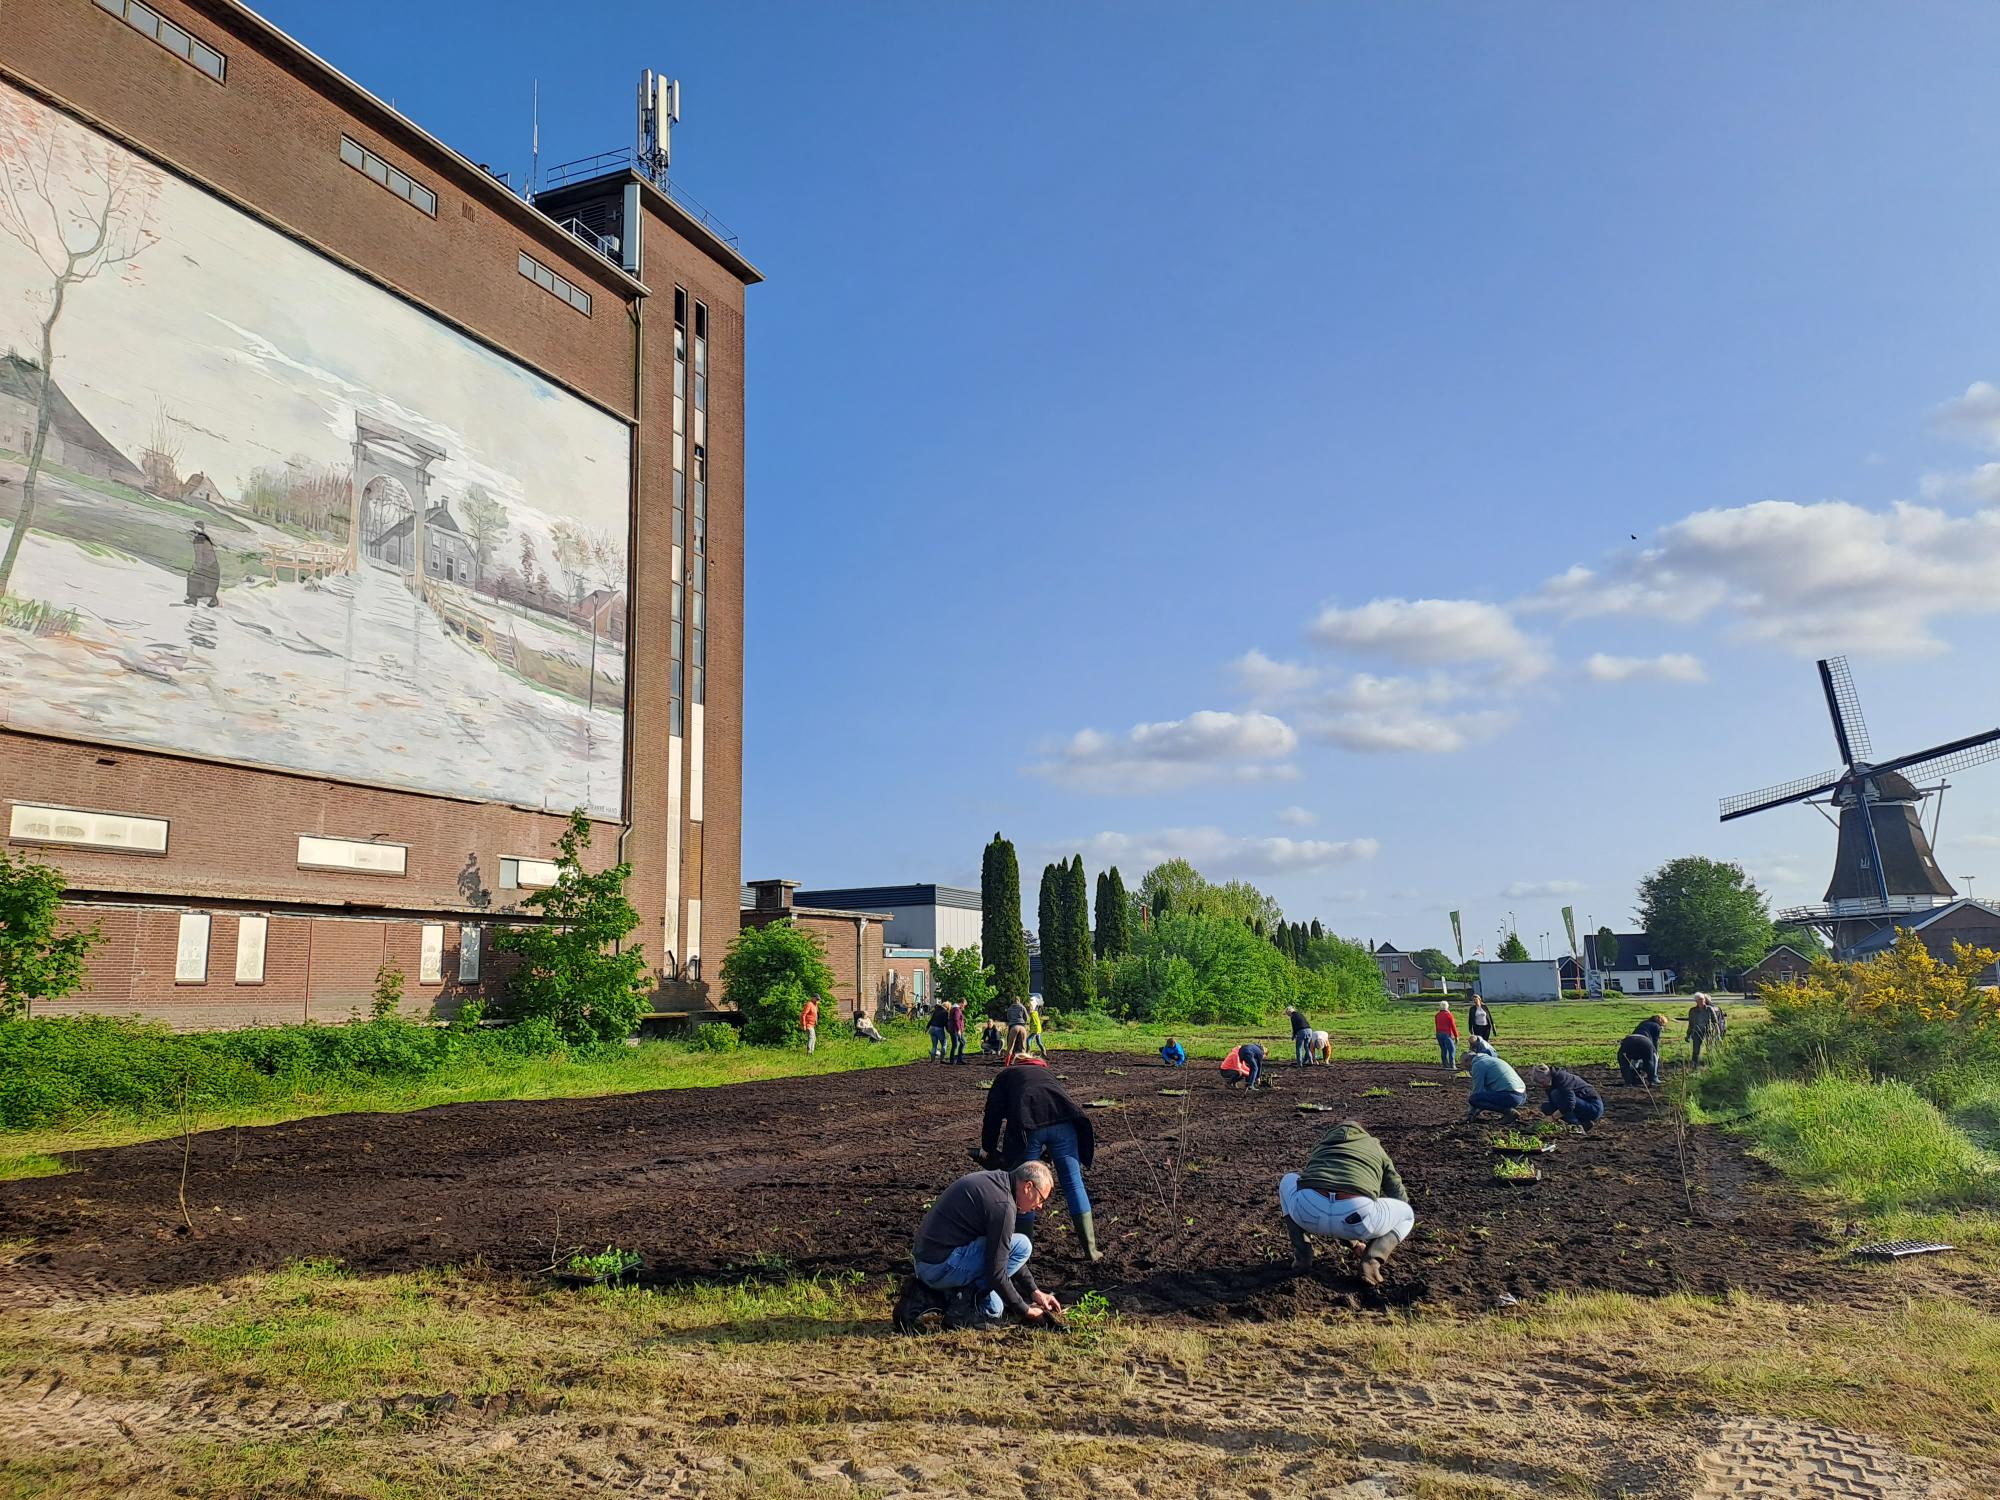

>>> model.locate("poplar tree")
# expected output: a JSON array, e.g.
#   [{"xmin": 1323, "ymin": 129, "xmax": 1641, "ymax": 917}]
[
  {"xmin": 1064, "ymin": 854, "xmax": 1093, "ymax": 1007},
  {"xmin": 1037, "ymin": 862, "xmax": 1062, "ymax": 1008},
  {"xmin": 1098, "ymin": 865, "xmax": 1130, "ymax": 957},
  {"xmin": 1093, "ymin": 871, "xmax": 1110, "ymax": 959},
  {"xmin": 981, "ymin": 833, "xmax": 1030, "ymax": 1008}
]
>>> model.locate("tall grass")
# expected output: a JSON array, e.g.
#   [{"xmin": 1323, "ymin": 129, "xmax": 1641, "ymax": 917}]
[{"xmin": 1742, "ymin": 1075, "xmax": 2000, "ymax": 1213}]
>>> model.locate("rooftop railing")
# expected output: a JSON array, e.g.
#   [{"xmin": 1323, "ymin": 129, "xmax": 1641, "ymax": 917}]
[{"xmin": 536, "ymin": 150, "xmax": 742, "ymax": 250}]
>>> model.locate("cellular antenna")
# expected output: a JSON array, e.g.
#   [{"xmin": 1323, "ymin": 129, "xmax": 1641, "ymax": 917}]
[{"xmin": 638, "ymin": 69, "xmax": 680, "ymax": 187}]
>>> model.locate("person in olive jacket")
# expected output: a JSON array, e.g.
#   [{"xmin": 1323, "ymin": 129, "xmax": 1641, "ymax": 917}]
[
  {"xmin": 1278, "ymin": 1120, "xmax": 1415, "ymax": 1286},
  {"xmin": 974, "ymin": 1062, "xmax": 1102, "ymax": 1261}
]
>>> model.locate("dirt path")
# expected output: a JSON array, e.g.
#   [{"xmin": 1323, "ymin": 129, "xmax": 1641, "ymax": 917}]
[{"xmin": 1, "ymin": 1056, "xmax": 1833, "ymax": 1316}]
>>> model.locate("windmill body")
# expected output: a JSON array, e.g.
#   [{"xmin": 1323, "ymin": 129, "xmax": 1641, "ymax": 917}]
[{"xmin": 1719, "ymin": 658, "xmax": 2000, "ymax": 957}]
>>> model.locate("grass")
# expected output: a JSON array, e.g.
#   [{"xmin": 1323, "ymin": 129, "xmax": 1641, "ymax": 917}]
[{"xmin": 1738, "ymin": 1075, "xmax": 2000, "ymax": 1214}]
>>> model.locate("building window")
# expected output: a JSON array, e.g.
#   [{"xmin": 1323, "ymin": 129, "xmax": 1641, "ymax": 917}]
[
  {"xmin": 500, "ymin": 856, "xmax": 559, "ymax": 890},
  {"xmin": 1636, "ymin": 953, "xmax": 1649, "ymax": 966},
  {"xmin": 670, "ymin": 290, "xmax": 688, "ymax": 737},
  {"xmin": 1637, "ymin": 977, "xmax": 1655, "ymax": 993},
  {"xmin": 235, "ymin": 915, "xmax": 268, "ymax": 984},
  {"xmin": 518, "ymin": 251, "xmax": 591, "ymax": 316},
  {"xmin": 95, "ymin": 0, "xmax": 227, "ymax": 82},
  {"xmin": 420, "ymin": 923, "xmax": 444, "ymax": 985},
  {"xmin": 459, "ymin": 925, "xmax": 481, "ymax": 983},
  {"xmin": 10, "ymin": 802, "xmax": 168, "ymax": 854},
  {"xmin": 175, "ymin": 912, "xmax": 211, "ymax": 983},
  {"xmin": 339, "ymin": 135, "xmax": 436, "ymax": 216}
]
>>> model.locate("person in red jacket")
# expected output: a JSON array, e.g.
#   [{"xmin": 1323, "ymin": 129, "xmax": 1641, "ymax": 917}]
[
  {"xmin": 1433, "ymin": 1000, "xmax": 1459, "ymax": 1071},
  {"xmin": 801, "ymin": 994, "xmax": 819, "ymax": 1054}
]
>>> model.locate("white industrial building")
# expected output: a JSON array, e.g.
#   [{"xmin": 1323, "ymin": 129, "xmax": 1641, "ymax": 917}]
[{"xmin": 792, "ymin": 884, "xmax": 983, "ymax": 956}]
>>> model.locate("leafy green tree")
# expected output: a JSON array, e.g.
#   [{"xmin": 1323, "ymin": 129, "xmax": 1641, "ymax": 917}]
[
  {"xmin": 459, "ymin": 485, "xmax": 510, "ymax": 587},
  {"xmin": 1637, "ymin": 856, "xmax": 1775, "ymax": 987},
  {"xmin": 934, "ymin": 944, "xmax": 998, "ymax": 1014},
  {"xmin": 1772, "ymin": 923, "xmax": 1829, "ymax": 960},
  {"xmin": 1092, "ymin": 871, "xmax": 1109, "ymax": 959},
  {"xmin": 980, "ymin": 833, "xmax": 1030, "ymax": 1007},
  {"xmin": 1497, "ymin": 932, "xmax": 1531, "ymax": 962},
  {"xmin": 495, "ymin": 810, "xmax": 649, "ymax": 1046},
  {"xmin": 720, "ymin": 919, "xmax": 839, "ymax": 1044},
  {"xmin": 1063, "ymin": 854, "xmax": 1094, "ymax": 1008},
  {"xmin": 1411, "ymin": 947, "xmax": 1454, "ymax": 980},
  {"xmin": 1151, "ymin": 884, "xmax": 1170, "ymax": 922},
  {"xmin": 0, "ymin": 848, "xmax": 101, "ymax": 1019},
  {"xmin": 1594, "ymin": 926, "xmax": 1619, "ymax": 971}
]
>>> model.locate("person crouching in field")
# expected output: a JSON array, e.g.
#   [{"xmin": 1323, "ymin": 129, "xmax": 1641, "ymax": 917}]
[
  {"xmin": 975, "ymin": 1057, "xmax": 1101, "ymax": 1260},
  {"xmin": 1532, "ymin": 1064, "xmax": 1604, "ymax": 1131},
  {"xmin": 1461, "ymin": 1037, "xmax": 1526, "ymax": 1122},
  {"xmin": 895, "ymin": 1162, "xmax": 1063, "ymax": 1331},
  {"xmin": 1308, "ymin": 1028, "xmax": 1333, "ymax": 1064},
  {"xmin": 1159, "ymin": 1036, "xmax": 1186, "ymax": 1067},
  {"xmin": 980, "ymin": 1019, "xmax": 1005, "ymax": 1059},
  {"xmin": 1278, "ymin": 1120, "xmax": 1414, "ymax": 1286},
  {"xmin": 1617, "ymin": 1015, "xmax": 1666, "ymax": 1086},
  {"xmin": 1220, "ymin": 1042, "xmax": 1267, "ymax": 1090}
]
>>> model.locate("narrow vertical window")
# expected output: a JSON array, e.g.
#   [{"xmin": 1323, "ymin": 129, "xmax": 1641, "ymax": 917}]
[
  {"xmin": 420, "ymin": 923, "xmax": 444, "ymax": 985},
  {"xmin": 459, "ymin": 925, "xmax": 481, "ymax": 983},
  {"xmin": 175, "ymin": 912, "xmax": 211, "ymax": 983},
  {"xmin": 235, "ymin": 915, "xmax": 268, "ymax": 983},
  {"xmin": 670, "ymin": 289, "xmax": 689, "ymax": 739}
]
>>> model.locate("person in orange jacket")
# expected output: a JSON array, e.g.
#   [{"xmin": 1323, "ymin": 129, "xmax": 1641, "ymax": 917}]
[
  {"xmin": 1220, "ymin": 1043, "xmax": 1266, "ymax": 1090},
  {"xmin": 1434, "ymin": 1000, "xmax": 1459, "ymax": 1071},
  {"xmin": 801, "ymin": 993, "xmax": 819, "ymax": 1054}
]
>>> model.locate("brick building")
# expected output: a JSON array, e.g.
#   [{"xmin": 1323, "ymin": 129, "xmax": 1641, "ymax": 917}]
[
  {"xmin": 740, "ymin": 881, "xmax": 892, "ymax": 1022},
  {"xmin": 0, "ymin": 1, "xmax": 758, "ymax": 1027}
]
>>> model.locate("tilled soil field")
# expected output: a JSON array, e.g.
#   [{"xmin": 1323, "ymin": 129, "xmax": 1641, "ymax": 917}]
[{"xmin": 0, "ymin": 1056, "xmax": 1832, "ymax": 1317}]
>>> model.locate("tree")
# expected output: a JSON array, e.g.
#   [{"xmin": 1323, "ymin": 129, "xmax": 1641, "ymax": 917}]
[
  {"xmin": 1062, "ymin": 854, "xmax": 1093, "ymax": 1008},
  {"xmin": 1104, "ymin": 866, "xmax": 1130, "ymax": 956},
  {"xmin": 1093, "ymin": 871, "xmax": 1110, "ymax": 959},
  {"xmin": 1497, "ymin": 932, "xmax": 1531, "ymax": 962},
  {"xmin": 1310, "ymin": 919, "xmax": 1323, "ymax": 942},
  {"xmin": 494, "ymin": 810, "xmax": 649, "ymax": 1046},
  {"xmin": 1594, "ymin": 926, "xmax": 1619, "ymax": 971},
  {"xmin": 549, "ymin": 520, "xmax": 594, "ymax": 611},
  {"xmin": 459, "ymin": 486, "xmax": 510, "ymax": 588},
  {"xmin": 1037, "ymin": 862, "xmax": 1063, "ymax": 1007},
  {"xmin": 720, "ymin": 919, "xmax": 838, "ymax": 1045},
  {"xmin": 0, "ymin": 847, "xmax": 101, "ymax": 1018},
  {"xmin": 1772, "ymin": 923, "xmax": 1830, "ymax": 960},
  {"xmin": 1411, "ymin": 947, "xmax": 1454, "ymax": 980},
  {"xmin": 933, "ymin": 944, "xmax": 998, "ymax": 1013},
  {"xmin": 0, "ymin": 95, "xmax": 163, "ymax": 594},
  {"xmin": 980, "ymin": 833, "xmax": 1030, "ymax": 1007},
  {"xmin": 1636, "ymin": 855, "xmax": 1775, "ymax": 988}
]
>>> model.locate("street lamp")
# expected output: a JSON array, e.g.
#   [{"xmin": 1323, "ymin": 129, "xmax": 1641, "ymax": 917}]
[{"xmin": 1965, "ymin": 875, "xmax": 1977, "ymax": 899}]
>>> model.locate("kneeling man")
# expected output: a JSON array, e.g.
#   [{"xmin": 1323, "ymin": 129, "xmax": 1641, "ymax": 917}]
[
  {"xmin": 1278, "ymin": 1120, "xmax": 1415, "ymax": 1286},
  {"xmin": 902, "ymin": 1162, "xmax": 1063, "ymax": 1329}
]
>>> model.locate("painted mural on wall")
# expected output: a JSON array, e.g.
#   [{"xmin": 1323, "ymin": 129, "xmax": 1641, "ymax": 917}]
[{"xmin": 0, "ymin": 83, "xmax": 630, "ymax": 816}]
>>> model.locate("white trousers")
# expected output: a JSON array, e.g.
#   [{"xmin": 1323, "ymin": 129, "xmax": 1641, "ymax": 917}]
[{"xmin": 1280, "ymin": 1173, "xmax": 1416, "ymax": 1242}]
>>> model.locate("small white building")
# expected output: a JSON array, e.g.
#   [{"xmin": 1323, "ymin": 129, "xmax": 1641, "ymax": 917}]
[
  {"xmin": 1473, "ymin": 959, "xmax": 1562, "ymax": 1002},
  {"xmin": 1583, "ymin": 931, "xmax": 1676, "ymax": 996}
]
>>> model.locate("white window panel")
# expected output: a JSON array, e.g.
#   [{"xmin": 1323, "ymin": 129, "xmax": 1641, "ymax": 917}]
[
  {"xmin": 10, "ymin": 802, "xmax": 169, "ymax": 854},
  {"xmin": 175, "ymin": 913, "xmax": 211, "ymax": 983},
  {"xmin": 236, "ymin": 915, "xmax": 268, "ymax": 983},
  {"xmin": 297, "ymin": 835, "xmax": 408, "ymax": 875},
  {"xmin": 459, "ymin": 925, "xmax": 481, "ymax": 982},
  {"xmin": 420, "ymin": 924, "xmax": 444, "ymax": 985},
  {"xmin": 501, "ymin": 855, "xmax": 560, "ymax": 890}
]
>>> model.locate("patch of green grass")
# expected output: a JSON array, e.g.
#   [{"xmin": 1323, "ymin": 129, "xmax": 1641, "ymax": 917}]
[
  {"xmin": 1742, "ymin": 1075, "xmax": 2000, "ymax": 1214},
  {"xmin": 0, "ymin": 1151, "xmax": 67, "ymax": 1180}
]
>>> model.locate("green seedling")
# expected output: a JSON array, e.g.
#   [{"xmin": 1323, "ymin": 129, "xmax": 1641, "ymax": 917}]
[
  {"xmin": 1086, "ymin": 1098, "xmax": 1119, "ymax": 1109},
  {"xmin": 1362, "ymin": 1087, "xmax": 1393, "ymax": 1098},
  {"xmin": 1104, "ymin": 1069, "xmax": 1125, "ymax": 1077},
  {"xmin": 565, "ymin": 1246, "xmax": 640, "ymax": 1280},
  {"xmin": 1158, "ymin": 1089, "xmax": 1189, "ymax": 1097},
  {"xmin": 1296, "ymin": 1103, "xmax": 1335, "ymax": 1113},
  {"xmin": 1491, "ymin": 1130, "xmax": 1554, "ymax": 1154},
  {"xmin": 1408, "ymin": 1080, "xmax": 1440, "ymax": 1089},
  {"xmin": 1492, "ymin": 1159, "xmax": 1540, "ymax": 1183}
]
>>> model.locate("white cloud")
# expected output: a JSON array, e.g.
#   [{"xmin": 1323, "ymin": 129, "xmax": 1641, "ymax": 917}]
[
  {"xmin": 1530, "ymin": 500, "xmax": 2000, "ymax": 656},
  {"xmin": 1933, "ymin": 381, "xmax": 2000, "ymax": 450},
  {"xmin": 1582, "ymin": 652, "xmax": 1708, "ymax": 684},
  {"xmin": 1501, "ymin": 879, "xmax": 1585, "ymax": 898},
  {"xmin": 1325, "ymin": 887, "xmax": 1370, "ymax": 904},
  {"xmin": 1029, "ymin": 710, "xmax": 1298, "ymax": 793},
  {"xmin": 1954, "ymin": 833, "xmax": 2000, "ymax": 850},
  {"xmin": 1308, "ymin": 705, "xmax": 1514, "ymax": 753},
  {"xmin": 1310, "ymin": 597, "xmax": 1550, "ymax": 677},
  {"xmin": 1277, "ymin": 805, "xmax": 1317, "ymax": 828},
  {"xmin": 1073, "ymin": 827, "xmax": 1380, "ymax": 879},
  {"xmin": 1232, "ymin": 649, "xmax": 1322, "ymax": 705},
  {"xmin": 1918, "ymin": 463, "xmax": 2000, "ymax": 507},
  {"xmin": 1237, "ymin": 665, "xmax": 1515, "ymax": 754}
]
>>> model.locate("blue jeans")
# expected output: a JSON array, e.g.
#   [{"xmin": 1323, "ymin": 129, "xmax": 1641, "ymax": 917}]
[
  {"xmin": 1293, "ymin": 1034, "xmax": 1310, "ymax": 1066},
  {"xmin": 1028, "ymin": 1032, "xmax": 1047, "ymax": 1057},
  {"xmin": 928, "ymin": 1025, "xmax": 947, "ymax": 1059},
  {"xmin": 1438, "ymin": 1035, "xmax": 1457, "ymax": 1069},
  {"xmin": 1025, "ymin": 1121, "xmax": 1091, "ymax": 1218},
  {"xmin": 1549, "ymin": 1096, "xmax": 1604, "ymax": 1128},
  {"xmin": 915, "ymin": 1232, "xmax": 1031, "ymax": 1318},
  {"xmin": 1243, "ymin": 1053, "xmax": 1262, "ymax": 1089},
  {"xmin": 1467, "ymin": 1088, "xmax": 1526, "ymax": 1116},
  {"xmin": 949, "ymin": 1029, "xmax": 965, "ymax": 1062}
]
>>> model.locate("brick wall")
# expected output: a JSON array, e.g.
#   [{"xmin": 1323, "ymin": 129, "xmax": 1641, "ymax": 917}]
[
  {"xmin": 738, "ymin": 909, "xmax": 887, "ymax": 1019},
  {"xmin": 0, "ymin": 1, "xmax": 753, "ymax": 1029}
]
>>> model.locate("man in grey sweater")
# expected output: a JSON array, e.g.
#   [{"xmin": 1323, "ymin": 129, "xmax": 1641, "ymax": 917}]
[{"xmin": 900, "ymin": 1162, "xmax": 1063, "ymax": 1328}]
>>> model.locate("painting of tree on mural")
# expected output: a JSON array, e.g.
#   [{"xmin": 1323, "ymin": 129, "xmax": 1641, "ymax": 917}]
[{"xmin": 0, "ymin": 83, "xmax": 632, "ymax": 817}]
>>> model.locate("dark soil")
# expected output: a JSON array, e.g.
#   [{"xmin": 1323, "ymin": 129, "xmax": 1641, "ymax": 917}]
[{"xmin": 0, "ymin": 1057, "xmax": 1834, "ymax": 1319}]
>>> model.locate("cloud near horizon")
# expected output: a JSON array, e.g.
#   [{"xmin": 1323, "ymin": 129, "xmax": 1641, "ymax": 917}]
[
  {"xmin": 1500, "ymin": 879, "xmax": 1585, "ymax": 898},
  {"xmin": 1068, "ymin": 826, "xmax": 1380, "ymax": 879},
  {"xmin": 1583, "ymin": 652, "xmax": 1707, "ymax": 684},
  {"xmin": 1028, "ymin": 709, "xmax": 1298, "ymax": 793}
]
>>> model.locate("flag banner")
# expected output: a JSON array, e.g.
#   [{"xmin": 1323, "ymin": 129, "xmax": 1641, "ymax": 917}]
[
  {"xmin": 1450, "ymin": 910, "xmax": 1463, "ymax": 960},
  {"xmin": 1561, "ymin": 905, "xmax": 1579, "ymax": 959}
]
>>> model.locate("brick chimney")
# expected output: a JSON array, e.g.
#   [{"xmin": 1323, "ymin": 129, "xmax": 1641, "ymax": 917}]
[{"xmin": 747, "ymin": 878, "xmax": 798, "ymax": 914}]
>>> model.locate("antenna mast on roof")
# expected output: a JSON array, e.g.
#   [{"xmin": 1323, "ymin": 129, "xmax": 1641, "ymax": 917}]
[{"xmin": 638, "ymin": 69, "xmax": 679, "ymax": 188}]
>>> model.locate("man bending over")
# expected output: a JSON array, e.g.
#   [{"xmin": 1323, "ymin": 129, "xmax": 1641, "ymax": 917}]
[
  {"xmin": 1278, "ymin": 1120, "xmax": 1414, "ymax": 1287},
  {"xmin": 897, "ymin": 1162, "xmax": 1063, "ymax": 1331}
]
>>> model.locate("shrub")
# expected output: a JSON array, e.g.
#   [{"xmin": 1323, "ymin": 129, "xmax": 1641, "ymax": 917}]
[
  {"xmin": 933, "ymin": 945, "xmax": 998, "ymax": 1015},
  {"xmin": 494, "ymin": 810, "xmax": 650, "ymax": 1046},
  {"xmin": 721, "ymin": 921, "xmax": 837, "ymax": 1045},
  {"xmin": 689, "ymin": 1022, "xmax": 740, "ymax": 1053},
  {"xmin": 0, "ymin": 847, "xmax": 102, "ymax": 1019},
  {"xmin": 1744, "ymin": 1075, "xmax": 1998, "ymax": 1213}
]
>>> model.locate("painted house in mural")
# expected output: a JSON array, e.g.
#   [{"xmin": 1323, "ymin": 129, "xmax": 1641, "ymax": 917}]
[
  {"xmin": 0, "ymin": 0, "xmax": 758, "ymax": 1028},
  {"xmin": 0, "ymin": 352, "xmax": 149, "ymax": 486}
]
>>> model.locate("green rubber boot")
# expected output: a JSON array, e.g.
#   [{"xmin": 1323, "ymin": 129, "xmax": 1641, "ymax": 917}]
[
  {"xmin": 1077, "ymin": 1211, "xmax": 1104, "ymax": 1263},
  {"xmin": 1284, "ymin": 1215, "xmax": 1314, "ymax": 1272},
  {"xmin": 1358, "ymin": 1230, "xmax": 1403, "ymax": 1287}
]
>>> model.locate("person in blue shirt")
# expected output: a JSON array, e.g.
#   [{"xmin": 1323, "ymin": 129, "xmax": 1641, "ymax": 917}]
[
  {"xmin": 1159, "ymin": 1037, "xmax": 1186, "ymax": 1067},
  {"xmin": 1460, "ymin": 1037, "xmax": 1527, "ymax": 1122}
]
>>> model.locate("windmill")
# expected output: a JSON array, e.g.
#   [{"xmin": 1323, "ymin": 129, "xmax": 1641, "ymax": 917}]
[{"xmin": 1719, "ymin": 657, "xmax": 2000, "ymax": 956}]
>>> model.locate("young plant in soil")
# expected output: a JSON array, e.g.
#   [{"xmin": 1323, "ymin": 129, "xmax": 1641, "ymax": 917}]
[
  {"xmin": 1492, "ymin": 1158, "xmax": 1540, "ymax": 1184},
  {"xmin": 564, "ymin": 1246, "xmax": 641, "ymax": 1281},
  {"xmin": 1362, "ymin": 1087, "xmax": 1393, "ymax": 1098},
  {"xmin": 1491, "ymin": 1129, "xmax": 1554, "ymax": 1154}
]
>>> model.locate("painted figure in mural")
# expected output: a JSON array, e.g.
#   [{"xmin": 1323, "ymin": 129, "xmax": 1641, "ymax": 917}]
[{"xmin": 183, "ymin": 526, "xmax": 220, "ymax": 607}]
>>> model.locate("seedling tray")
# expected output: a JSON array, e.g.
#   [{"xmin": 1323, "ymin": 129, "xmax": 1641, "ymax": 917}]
[
  {"xmin": 1851, "ymin": 1240, "xmax": 1955, "ymax": 1259},
  {"xmin": 1491, "ymin": 1143, "xmax": 1557, "ymax": 1156}
]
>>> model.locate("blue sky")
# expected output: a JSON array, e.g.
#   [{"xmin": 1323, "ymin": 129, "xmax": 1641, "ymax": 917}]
[{"xmin": 263, "ymin": 1, "xmax": 2000, "ymax": 955}]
